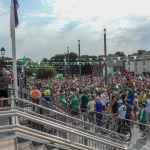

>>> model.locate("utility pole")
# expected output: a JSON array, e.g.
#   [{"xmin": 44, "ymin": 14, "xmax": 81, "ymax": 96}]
[
  {"xmin": 104, "ymin": 29, "xmax": 107, "ymax": 85},
  {"xmin": 78, "ymin": 40, "xmax": 81, "ymax": 81}
]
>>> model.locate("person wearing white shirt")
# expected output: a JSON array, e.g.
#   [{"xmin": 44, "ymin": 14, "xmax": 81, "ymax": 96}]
[
  {"xmin": 113, "ymin": 99, "xmax": 127, "ymax": 123},
  {"xmin": 100, "ymin": 92, "xmax": 106, "ymax": 111}
]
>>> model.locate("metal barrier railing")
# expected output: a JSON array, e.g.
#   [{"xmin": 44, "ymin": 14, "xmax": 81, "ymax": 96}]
[
  {"xmin": 44, "ymin": 98, "xmax": 150, "ymax": 150},
  {"xmin": 0, "ymin": 97, "xmax": 128, "ymax": 143},
  {"xmin": 0, "ymin": 109, "xmax": 128, "ymax": 150},
  {"xmin": 7, "ymin": 88, "xmax": 150, "ymax": 149}
]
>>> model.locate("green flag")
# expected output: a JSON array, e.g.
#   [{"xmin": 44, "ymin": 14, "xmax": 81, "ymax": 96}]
[{"xmin": 21, "ymin": 56, "xmax": 27, "ymax": 66}]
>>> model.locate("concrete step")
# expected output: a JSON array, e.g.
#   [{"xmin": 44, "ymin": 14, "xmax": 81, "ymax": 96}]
[
  {"xmin": 0, "ymin": 138, "xmax": 16, "ymax": 150},
  {"xmin": 18, "ymin": 141, "xmax": 34, "ymax": 150},
  {"xmin": 34, "ymin": 145, "xmax": 47, "ymax": 150}
]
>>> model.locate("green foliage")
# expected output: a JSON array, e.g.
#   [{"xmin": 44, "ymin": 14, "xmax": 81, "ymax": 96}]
[
  {"xmin": 36, "ymin": 67, "xmax": 57, "ymax": 79},
  {"xmin": 41, "ymin": 58, "xmax": 49, "ymax": 63},
  {"xmin": 69, "ymin": 52, "xmax": 78, "ymax": 58},
  {"xmin": 25, "ymin": 67, "xmax": 35, "ymax": 77},
  {"xmin": 51, "ymin": 54, "xmax": 64, "ymax": 60},
  {"xmin": 115, "ymin": 51, "xmax": 125, "ymax": 56}
]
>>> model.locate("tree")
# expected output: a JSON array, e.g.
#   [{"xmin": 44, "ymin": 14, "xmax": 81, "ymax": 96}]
[
  {"xmin": 115, "ymin": 51, "xmax": 125, "ymax": 56},
  {"xmin": 41, "ymin": 58, "xmax": 49, "ymax": 63},
  {"xmin": 36, "ymin": 67, "xmax": 57, "ymax": 79}
]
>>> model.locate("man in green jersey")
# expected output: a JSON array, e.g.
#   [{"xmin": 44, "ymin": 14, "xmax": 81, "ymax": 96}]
[
  {"xmin": 70, "ymin": 95, "xmax": 79, "ymax": 117},
  {"xmin": 81, "ymin": 91, "xmax": 89, "ymax": 113}
]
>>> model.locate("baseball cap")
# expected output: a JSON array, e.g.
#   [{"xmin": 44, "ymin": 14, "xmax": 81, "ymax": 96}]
[{"xmin": 117, "ymin": 99, "xmax": 123, "ymax": 104}]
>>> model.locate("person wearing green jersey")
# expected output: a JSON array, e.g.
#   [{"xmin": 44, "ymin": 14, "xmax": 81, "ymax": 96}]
[
  {"xmin": 70, "ymin": 95, "xmax": 79, "ymax": 117},
  {"xmin": 127, "ymin": 86, "xmax": 134, "ymax": 106},
  {"xmin": 60, "ymin": 93, "xmax": 67, "ymax": 104},
  {"xmin": 81, "ymin": 91, "xmax": 89, "ymax": 113},
  {"xmin": 86, "ymin": 89, "xmax": 92, "ymax": 100}
]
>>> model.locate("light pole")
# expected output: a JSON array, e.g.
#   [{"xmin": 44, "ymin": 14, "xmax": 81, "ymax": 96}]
[
  {"xmin": 64, "ymin": 53, "xmax": 66, "ymax": 76},
  {"xmin": 104, "ymin": 29, "xmax": 107, "ymax": 85},
  {"xmin": 67, "ymin": 47, "xmax": 70, "ymax": 76},
  {"xmin": 78, "ymin": 40, "xmax": 81, "ymax": 81},
  {"xmin": 0, "ymin": 47, "xmax": 5, "ymax": 68}
]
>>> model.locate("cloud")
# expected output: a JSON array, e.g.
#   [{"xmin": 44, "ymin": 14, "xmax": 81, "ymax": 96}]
[
  {"xmin": 1, "ymin": 0, "xmax": 150, "ymax": 61},
  {"xmin": 60, "ymin": 20, "xmax": 81, "ymax": 32}
]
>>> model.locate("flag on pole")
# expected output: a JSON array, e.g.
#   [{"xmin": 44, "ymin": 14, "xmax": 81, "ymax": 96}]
[{"xmin": 13, "ymin": 0, "xmax": 19, "ymax": 27}]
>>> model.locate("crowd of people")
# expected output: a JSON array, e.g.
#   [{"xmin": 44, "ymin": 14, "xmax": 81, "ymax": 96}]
[
  {"xmin": 0, "ymin": 67, "xmax": 150, "ymax": 139},
  {"xmin": 27, "ymin": 73, "xmax": 150, "ymax": 138}
]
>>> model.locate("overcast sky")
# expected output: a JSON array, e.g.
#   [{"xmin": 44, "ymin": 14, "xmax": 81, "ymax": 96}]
[{"xmin": 0, "ymin": 0, "xmax": 150, "ymax": 61}]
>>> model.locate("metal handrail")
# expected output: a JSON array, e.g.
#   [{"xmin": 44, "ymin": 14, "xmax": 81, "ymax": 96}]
[
  {"xmin": 0, "ymin": 111, "xmax": 128, "ymax": 150},
  {"xmin": 1, "ymin": 97, "xmax": 128, "ymax": 139},
  {"xmin": 0, "ymin": 107, "xmax": 128, "ymax": 144},
  {"xmin": 0, "ymin": 111, "xmax": 127, "ymax": 147},
  {"xmin": 0, "ymin": 126, "xmax": 89, "ymax": 150},
  {"xmin": 18, "ymin": 89, "xmax": 150, "ymax": 127},
  {"xmin": 6, "ymin": 87, "xmax": 150, "ymax": 149}
]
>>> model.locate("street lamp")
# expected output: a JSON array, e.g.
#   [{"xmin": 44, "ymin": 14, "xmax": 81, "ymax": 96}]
[
  {"xmin": 0, "ymin": 47, "xmax": 5, "ymax": 68},
  {"xmin": 67, "ymin": 47, "xmax": 70, "ymax": 76},
  {"xmin": 104, "ymin": 29, "xmax": 107, "ymax": 85},
  {"xmin": 64, "ymin": 53, "xmax": 66, "ymax": 76},
  {"xmin": 78, "ymin": 40, "xmax": 81, "ymax": 81}
]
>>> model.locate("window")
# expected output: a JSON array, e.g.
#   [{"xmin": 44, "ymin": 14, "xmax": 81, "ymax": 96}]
[
  {"xmin": 128, "ymin": 61, "xmax": 130, "ymax": 65},
  {"xmin": 135, "ymin": 61, "xmax": 137, "ymax": 66},
  {"xmin": 135, "ymin": 67, "xmax": 137, "ymax": 72},
  {"xmin": 143, "ymin": 60, "xmax": 145, "ymax": 65}
]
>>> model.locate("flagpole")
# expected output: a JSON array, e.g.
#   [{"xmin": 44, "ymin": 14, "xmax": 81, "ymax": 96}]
[{"xmin": 11, "ymin": 0, "xmax": 18, "ymax": 97}]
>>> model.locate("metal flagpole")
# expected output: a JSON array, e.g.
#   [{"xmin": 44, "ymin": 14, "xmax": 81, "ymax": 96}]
[{"xmin": 11, "ymin": 0, "xmax": 18, "ymax": 97}]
